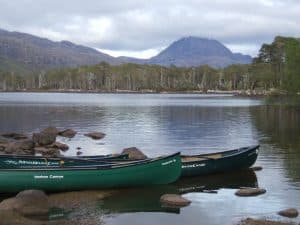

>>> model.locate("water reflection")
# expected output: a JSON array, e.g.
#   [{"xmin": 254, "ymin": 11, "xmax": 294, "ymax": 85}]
[{"xmin": 99, "ymin": 170, "xmax": 257, "ymax": 215}]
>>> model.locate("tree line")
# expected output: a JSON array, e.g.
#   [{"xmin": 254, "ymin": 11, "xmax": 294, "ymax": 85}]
[{"xmin": 0, "ymin": 36, "xmax": 299, "ymax": 94}]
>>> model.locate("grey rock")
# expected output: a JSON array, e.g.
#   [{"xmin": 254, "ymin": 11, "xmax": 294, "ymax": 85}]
[
  {"xmin": 59, "ymin": 129, "xmax": 77, "ymax": 138},
  {"xmin": 1, "ymin": 132, "xmax": 28, "ymax": 140},
  {"xmin": 42, "ymin": 126, "xmax": 60, "ymax": 135},
  {"xmin": 5, "ymin": 139, "xmax": 35, "ymax": 155},
  {"xmin": 121, "ymin": 147, "xmax": 147, "ymax": 160},
  {"xmin": 235, "ymin": 188, "xmax": 266, "ymax": 197},
  {"xmin": 278, "ymin": 208, "xmax": 299, "ymax": 218},
  {"xmin": 0, "ymin": 190, "xmax": 49, "ymax": 217},
  {"xmin": 160, "ymin": 194, "xmax": 191, "ymax": 207},
  {"xmin": 84, "ymin": 132, "xmax": 106, "ymax": 140},
  {"xmin": 32, "ymin": 132, "xmax": 56, "ymax": 146},
  {"xmin": 50, "ymin": 142, "xmax": 69, "ymax": 151}
]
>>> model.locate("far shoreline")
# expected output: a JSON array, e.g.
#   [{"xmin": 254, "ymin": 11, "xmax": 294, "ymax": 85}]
[{"xmin": 0, "ymin": 89, "xmax": 269, "ymax": 97}]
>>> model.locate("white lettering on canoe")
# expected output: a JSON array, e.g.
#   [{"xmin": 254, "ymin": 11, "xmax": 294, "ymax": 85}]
[
  {"xmin": 34, "ymin": 175, "xmax": 64, "ymax": 179},
  {"xmin": 162, "ymin": 159, "xmax": 176, "ymax": 166},
  {"xmin": 4, "ymin": 160, "xmax": 59, "ymax": 166},
  {"xmin": 34, "ymin": 175, "xmax": 49, "ymax": 179},
  {"xmin": 182, "ymin": 163, "xmax": 206, "ymax": 168}
]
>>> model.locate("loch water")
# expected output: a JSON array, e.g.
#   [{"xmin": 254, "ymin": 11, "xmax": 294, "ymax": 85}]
[{"xmin": 0, "ymin": 93, "xmax": 299, "ymax": 225}]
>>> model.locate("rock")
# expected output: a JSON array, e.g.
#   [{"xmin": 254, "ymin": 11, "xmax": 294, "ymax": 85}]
[
  {"xmin": 42, "ymin": 126, "xmax": 60, "ymax": 135},
  {"xmin": 238, "ymin": 218, "xmax": 294, "ymax": 225},
  {"xmin": 121, "ymin": 147, "xmax": 147, "ymax": 160},
  {"xmin": 251, "ymin": 166, "xmax": 263, "ymax": 171},
  {"xmin": 84, "ymin": 132, "xmax": 106, "ymax": 140},
  {"xmin": 278, "ymin": 208, "xmax": 299, "ymax": 218},
  {"xmin": 5, "ymin": 139, "xmax": 35, "ymax": 155},
  {"xmin": 51, "ymin": 142, "xmax": 69, "ymax": 151},
  {"xmin": 0, "ymin": 190, "xmax": 50, "ymax": 217},
  {"xmin": 0, "ymin": 143, "xmax": 7, "ymax": 152},
  {"xmin": 59, "ymin": 129, "xmax": 77, "ymax": 138},
  {"xmin": 202, "ymin": 190, "xmax": 218, "ymax": 194},
  {"xmin": 160, "ymin": 194, "xmax": 191, "ymax": 207},
  {"xmin": 76, "ymin": 151, "xmax": 83, "ymax": 156},
  {"xmin": 32, "ymin": 132, "xmax": 56, "ymax": 146},
  {"xmin": 235, "ymin": 188, "xmax": 266, "ymax": 197},
  {"xmin": 1, "ymin": 132, "xmax": 28, "ymax": 140},
  {"xmin": 76, "ymin": 147, "xmax": 82, "ymax": 150},
  {"xmin": 34, "ymin": 147, "xmax": 61, "ymax": 157}
]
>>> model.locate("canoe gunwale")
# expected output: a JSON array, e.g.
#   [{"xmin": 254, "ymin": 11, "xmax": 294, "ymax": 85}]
[
  {"xmin": 0, "ymin": 152, "xmax": 181, "ymax": 172},
  {"xmin": 181, "ymin": 145, "xmax": 259, "ymax": 163}
]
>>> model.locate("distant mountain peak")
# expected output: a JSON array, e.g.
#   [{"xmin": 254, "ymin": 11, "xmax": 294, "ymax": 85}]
[{"xmin": 148, "ymin": 36, "xmax": 252, "ymax": 68}]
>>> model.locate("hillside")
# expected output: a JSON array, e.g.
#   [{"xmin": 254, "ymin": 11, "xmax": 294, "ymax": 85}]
[
  {"xmin": 0, "ymin": 29, "xmax": 252, "ymax": 72},
  {"xmin": 0, "ymin": 28, "xmax": 118, "ymax": 71}
]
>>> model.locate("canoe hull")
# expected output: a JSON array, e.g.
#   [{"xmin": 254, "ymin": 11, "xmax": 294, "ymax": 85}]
[
  {"xmin": 181, "ymin": 145, "xmax": 259, "ymax": 177},
  {"xmin": 0, "ymin": 153, "xmax": 181, "ymax": 193}
]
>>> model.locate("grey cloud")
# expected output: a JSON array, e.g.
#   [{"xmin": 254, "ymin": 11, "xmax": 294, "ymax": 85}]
[{"xmin": 0, "ymin": 0, "xmax": 299, "ymax": 56}]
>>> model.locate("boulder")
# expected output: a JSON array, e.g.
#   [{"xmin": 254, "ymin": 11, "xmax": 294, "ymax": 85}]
[
  {"xmin": 0, "ymin": 143, "xmax": 7, "ymax": 152},
  {"xmin": 84, "ymin": 132, "xmax": 106, "ymax": 140},
  {"xmin": 238, "ymin": 218, "xmax": 294, "ymax": 225},
  {"xmin": 32, "ymin": 132, "xmax": 56, "ymax": 146},
  {"xmin": 251, "ymin": 166, "xmax": 263, "ymax": 171},
  {"xmin": 278, "ymin": 208, "xmax": 299, "ymax": 218},
  {"xmin": 4, "ymin": 139, "xmax": 35, "ymax": 155},
  {"xmin": 121, "ymin": 147, "xmax": 147, "ymax": 160},
  {"xmin": 34, "ymin": 147, "xmax": 61, "ymax": 157},
  {"xmin": 42, "ymin": 126, "xmax": 60, "ymax": 135},
  {"xmin": 160, "ymin": 194, "xmax": 191, "ymax": 207},
  {"xmin": 235, "ymin": 188, "xmax": 266, "ymax": 197},
  {"xmin": 1, "ymin": 132, "xmax": 28, "ymax": 140},
  {"xmin": 51, "ymin": 142, "xmax": 69, "ymax": 151},
  {"xmin": 59, "ymin": 129, "xmax": 77, "ymax": 138},
  {"xmin": 0, "ymin": 190, "xmax": 49, "ymax": 217}
]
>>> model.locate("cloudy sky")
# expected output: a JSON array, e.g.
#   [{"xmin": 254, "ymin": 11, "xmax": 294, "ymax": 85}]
[{"xmin": 0, "ymin": 0, "xmax": 299, "ymax": 58}]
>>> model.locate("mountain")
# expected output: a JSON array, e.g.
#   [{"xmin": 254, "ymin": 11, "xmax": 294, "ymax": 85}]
[
  {"xmin": 0, "ymin": 28, "xmax": 118, "ymax": 71},
  {"xmin": 0, "ymin": 29, "xmax": 252, "ymax": 71},
  {"xmin": 147, "ymin": 37, "xmax": 252, "ymax": 68}
]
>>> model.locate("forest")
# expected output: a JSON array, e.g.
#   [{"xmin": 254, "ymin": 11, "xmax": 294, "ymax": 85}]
[{"xmin": 0, "ymin": 36, "xmax": 299, "ymax": 94}]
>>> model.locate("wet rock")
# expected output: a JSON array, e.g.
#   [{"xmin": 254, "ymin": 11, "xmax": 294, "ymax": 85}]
[
  {"xmin": 202, "ymin": 190, "xmax": 218, "ymax": 194},
  {"xmin": 251, "ymin": 166, "xmax": 263, "ymax": 171},
  {"xmin": 76, "ymin": 147, "xmax": 82, "ymax": 150},
  {"xmin": 0, "ymin": 143, "xmax": 7, "ymax": 152},
  {"xmin": 235, "ymin": 188, "xmax": 266, "ymax": 197},
  {"xmin": 76, "ymin": 151, "xmax": 83, "ymax": 156},
  {"xmin": 59, "ymin": 129, "xmax": 77, "ymax": 138},
  {"xmin": 121, "ymin": 147, "xmax": 147, "ymax": 160},
  {"xmin": 84, "ymin": 132, "xmax": 106, "ymax": 140},
  {"xmin": 34, "ymin": 147, "xmax": 61, "ymax": 157},
  {"xmin": 32, "ymin": 132, "xmax": 56, "ymax": 146},
  {"xmin": 5, "ymin": 139, "xmax": 35, "ymax": 155},
  {"xmin": 278, "ymin": 208, "xmax": 299, "ymax": 218},
  {"xmin": 160, "ymin": 194, "xmax": 191, "ymax": 207},
  {"xmin": 51, "ymin": 142, "xmax": 69, "ymax": 151},
  {"xmin": 42, "ymin": 126, "xmax": 60, "ymax": 135},
  {"xmin": 1, "ymin": 132, "xmax": 28, "ymax": 140},
  {"xmin": 238, "ymin": 218, "xmax": 294, "ymax": 225},
  {"xmin": 0, "ymin": 190, "xmax": 49, "ymax": 217}
]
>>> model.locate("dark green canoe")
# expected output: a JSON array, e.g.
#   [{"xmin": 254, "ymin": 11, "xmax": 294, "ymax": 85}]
[
  {"xmin": 181, "ymin": 145, "xmax": 260, "ymax": 177},
  {"xmin": 0, "ymin": 152, "xmax": 181, "ymax": 193},
  {"xmin": 0, "ymin": 153, "xmax": 128, "ymax": 169}
]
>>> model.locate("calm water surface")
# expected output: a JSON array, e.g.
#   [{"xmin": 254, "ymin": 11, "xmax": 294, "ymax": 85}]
[{"xmin": 0, "ymin": 93, "xmax": 299, "ymax": 225}]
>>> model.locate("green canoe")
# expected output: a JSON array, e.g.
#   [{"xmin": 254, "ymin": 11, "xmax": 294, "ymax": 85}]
[
  {"xmin": 0, "ymin": 152, "xmax": 181, "ymax": 193},
  {"xmin": 181, "ymin": 145, "xmax": 260, "ymax": 177},
  {"xmin": 0, "ymin": 153, "xmax": 128, "ymax": 169}
]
